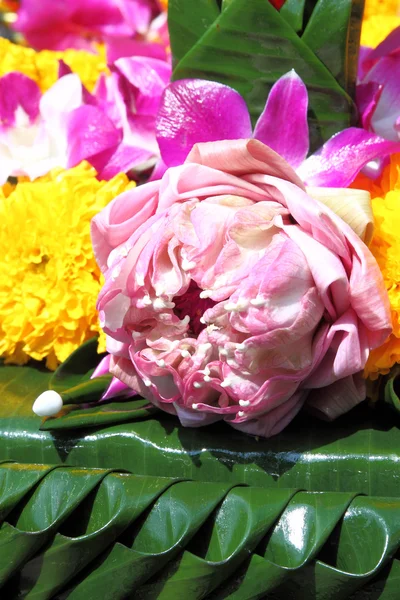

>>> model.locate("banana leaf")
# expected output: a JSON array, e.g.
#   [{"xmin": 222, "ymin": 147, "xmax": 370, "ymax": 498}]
[
  {"xmin": 0, "ymin": 464, "xmax": 399, "ymax": 599},
  {"xmin": 1, "ymin": 363, "xmax": 400, "ymax": 498},
  {"xmin": 169, "ymin": 0, "xmax": 363, "ymax": 151}
]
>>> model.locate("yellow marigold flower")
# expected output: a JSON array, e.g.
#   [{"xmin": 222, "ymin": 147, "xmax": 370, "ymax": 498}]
[
  {"xmin": 0, "ymin": 38, "xmax": 108, "ymax": 92},
  {"xmin": 352, "ymin": 155, "xmax": 400, "ymax": 378},
  {"xmin": 361, "ymin": 0, "xmax": 400, "ymax": 48},
  {"xmin": 0, "ymin": 162, "xmax": 135, "ymax": 370}
]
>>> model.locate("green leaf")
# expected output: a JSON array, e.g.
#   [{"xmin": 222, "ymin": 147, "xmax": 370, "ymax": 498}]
[
  {"xmin": 170, "ymin": 0, "xmax": 358, "ymax": 150},
  {"xmin": 280, "ymin": 0, "xmax": 307, "ymax": 32},
  {"xmin": 49, "ymin": 338, "xmax": 105, "ymax": 393},
  {"xmin": 302, "ymin": 0, "xmax": 364, "ymax": 94},
  {"xmin": 0, "ymin": 465, "xmax": 399, "ymax": 599},
  {"xmin": 40, "ymin": 398, "xmax": 157, "ymax": 431},
  {"xmin": 168, "ymin": 0, "xmax": 220, "ymax": 68},
  {"xmin": 383, "ymin": 365, "xmax": 400, "ymax": 414}
]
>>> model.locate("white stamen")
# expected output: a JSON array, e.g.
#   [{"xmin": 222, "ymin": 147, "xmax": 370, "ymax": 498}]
[
  {"xmin": 119, "ymin": 247, "xmax": 128, "ymax": 258},
  {"xmin": 235, "ymin": 299, "xmax": 249, "ymax": 311},
  {"xmin": 181, "ymin": 315, "xmax": 190, "ymax": 326},
  {"xmin": 250, "ymin": 297, "xmax": 266, "ymax": 307},
  {"xmin": 32, "ymin": 390, "xmax": 63, "ymax": 417},
  {"xmin": 224, "ymin": 302, "xmax": 237, "ymax": 312},
  {"xmin": 136, "ymin": 274, "xmax": 145, "ymax": 286},
  {"xmin": 238, "ymin": 411, "xmax": 246, "ymax": 418},
  {"xmin": 156, "ymin": 359, "xmax": 166, "ymax": 367},
  {"xmin": 132, "ymin": 331, "xmax": 141, "ymax": 339},
  {"xmin": 200, "ymin": 316, "xmax": 207, "ymax": 324},
  {"xmin": 199, "ymin": 343, "xmax": 212, "ymax": 352},
  {"xmin": 182, "ymin": 258, "xmax": 196, "ymax": 271},
  {"xmin": 219, "ymin": 348, "xmax": 228, "ymax": 356},
  {"xmin": 192, "ymin": 403, "xmax": 199, "ymax": 410},
  {"xmin": 236, "ymin": 343, "xmax": 246, "ymax": 352},
  {"xmin": 143, "ymin": 379, "xmax": 152, "ymax": 387},
  {"xmin": 204, "ymin": 375, "xmax": 211, "ymax": 382},
  {"xmin": 111, "ymin": 266, "xmax": 121, "ymax": 281},
  {"xmin": 153, "ymin": 298, "xmax": 175, "ymax": 310},
  {"xmin": 199, "ymin": 289, "xmax": 212, "ymax": 299},
  {"xmin": 207, "ymin": 324, "xmax": 219, "ymax": 332},
  {"xmin": 220, "ymin": 378, "xmax": 232, "ymax": 388},
  {"xmin": 142, "ymin": 296, "xmax": 152, "ymax": 306},
  {"xmin": 239, "ymin": 399, "xmax": 250, "ymax": 407},
  {"xmin": 193, "ymin": 382, "xmax": 203, "ymax": 389},
  {"xmin": 180, "ymin": 349, "xmax": 191, "ymax": 358}
]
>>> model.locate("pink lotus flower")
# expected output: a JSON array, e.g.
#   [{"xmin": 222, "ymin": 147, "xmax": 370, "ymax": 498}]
[
  {"xmin": 155, "ymin": 72, "xmax": 400, "ymax": 187},
  {"xmin": 357, "ymin": 27, "xmax": 400, "ymax": 141},
  {"xmin": 14, "ymin": 0, "xmax": 163, "ymax": 53},
  {"xmin": 91, "ymin": 138, "xmax": 391, "ymax": 438},
  {"xmin": 0, "ymin": 55, "xmax": 170, "ymax": 182}
]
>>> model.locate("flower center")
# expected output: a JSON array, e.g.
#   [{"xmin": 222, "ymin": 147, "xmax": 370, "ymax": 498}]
[{"xmin": 173, "ymin": 281, "xmax": 216, "ymax": 336}]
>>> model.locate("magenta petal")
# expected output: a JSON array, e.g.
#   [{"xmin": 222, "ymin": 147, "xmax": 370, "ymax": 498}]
[
  {"xmin": 298, "ymin": 127, "xmax": 400, "ymax": 187},
  {"xmin": 356, "ymin": 81, "xmax": 383, "ymax": 130},
  {"xmin": 0, "ymin": 73, "xmax": 41, "ymax": 126},
  {"xmin": 363, "ymin": 25, "xmax": 400, "ymax": 71},
  {"xmin": 98, "ymin": 144, "xmax": 154, "ymax": 180},
  {"xmin": 365, "ymin": 54, "xmax": 400, "ymax": 140},
  {"xmin": 253, "ymin": 70, "xmax": 309, "ymax": 168},
  {"xmin": 156, "ymin": 79, "xmax": 253, "ymax": 167},
  {"xmin": 106, "ymin": 38, "xmax": 167, "ymax": 63},
  {"xmin": 91, "ymin": 354, "xmax": 111, "ymax": 378},
  {"xmin": 66, "ymin": 105, "xmax": 122, "ymax": 169}
]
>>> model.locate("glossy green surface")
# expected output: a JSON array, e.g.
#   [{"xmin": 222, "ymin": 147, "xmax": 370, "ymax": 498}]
[
  {"xmin": 1, "ymin": 363, "xmax": 400, "ymax": 498},
  {"xmin": 169, "ymin": 0, "xmax": 362, "ymax": 151},
  {"xmin": 0, "ymin": 464, "xmax": 399, "ymax": 599}
]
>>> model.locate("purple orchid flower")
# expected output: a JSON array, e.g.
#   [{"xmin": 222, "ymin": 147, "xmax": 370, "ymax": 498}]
[
  {"xmin": 15, "ymin": 0, "xmax": 161, "ymax": 52},
  {"xmin": 357, "ymin": 27, "xmax": 400, "ymax": 143},
  {"xmin": 0, "ymin": 55, "xmax": 171, "ymax": 183},
  {"xmin": 155, "ymin": 71, "xmax": 400, "ymax": 187}
]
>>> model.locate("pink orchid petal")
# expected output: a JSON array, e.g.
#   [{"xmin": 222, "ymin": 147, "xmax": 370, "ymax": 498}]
[
  {"xmin": 97, "ymin": 144, "xmax": 154, "ymax": 180},
  {"xmin": 298, "ymin": 127, "xmax": 400, "ymax": 187},
  {"xmin": 253, "ymin": 70, "xmax": 309, "ymax": 168},
  {"xmin": 106, "ymin": 38, "xmax": 167, "ymax": 63},
  {"xmin": 156, "ymin": 80, "xmax": 253, "ymax": 167},
  {"xmin": 363, "ymin": 25, "xmax": 400, "ymax": 71},
  {"xmin": 0, "ymin": 73, "xmax": 41, "ymax": 126},
  {"xmin": 40, "ymin": 73, "xmax": 83, "ymax": 122},
  {"xmin": 117, "ymin": 0, "xmax": 153, "ymax": 35},
  {"xmin": 356, "ymin": 81, "xmax": 383, "ymax": 130},
  {"xmin": 358, "ymin": 45, "xmax": 373, "ymax": 81},
  {"xmin": 66, "ymin": 104, "xmax": 122, "ymax": 170},
  {"xmin": 101, "ymin": 376, "xmax": 136, "ymax": 400},
  {"xmin": 113, "ymin": 56, "xmax": 171, "ymax": 115},
  {"xmin": 185, "ymin": 139, "xmax": 306, "ymax": 189},
  {"xmin": 365, "ymin": 54, "xmax": 400, "ymax": 140}
]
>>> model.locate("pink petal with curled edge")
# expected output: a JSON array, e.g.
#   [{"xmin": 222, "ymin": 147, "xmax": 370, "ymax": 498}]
[
  {"xmin": 156, "ymin": 80, "xmax": 253, "ymax": 167},
  {"xmin": 66, "ymin": 104, "xmax": 121, "ymax": 170},
  {"xmin": 298, "ymin": 127, "xmax": 400, "ymax": 187},
  {"xmin": 356, "ymin": 81, "xmax": 383, "ymax": 130},
  {"xmin": 185, "ymin": 139, "xmax": 306, "ymax": 189},
  {"xmin": 97, "ymin": 144, "xmax": 154, "ymax": 180},
  {"xmin": 253, "ymin": 70, "xmax": 309, "ymax": 168},
  {"xmin": 365, "ymin": 54, "xmax": 400, "ymax": 140},
  {"xmin": 40, "ymin": 73, "xmax": 83, "ymax": 122},
  {"xmin": 0, "ymin": 73, "xmax": 41, "ymax": 127}
]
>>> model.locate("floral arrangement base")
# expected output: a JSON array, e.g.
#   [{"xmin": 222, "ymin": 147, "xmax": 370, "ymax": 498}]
[{"xmin": 1, "ymin": 362, "xmax": 400, "ymax": 599}]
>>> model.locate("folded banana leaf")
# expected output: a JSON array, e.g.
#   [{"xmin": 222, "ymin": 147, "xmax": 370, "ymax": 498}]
[
  {"xmin": 1, "ymin": 362, "xmax": 400, "ymax": 498},
  {"xmin": 1, "ymin": 463, "xmax": 400, "ymax": 600},
  {"xmin": 169, "ymin": 0, "xmax": 364, "ymax": 150}
]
